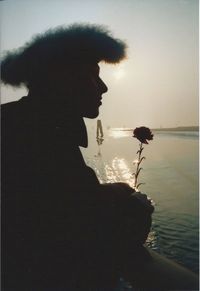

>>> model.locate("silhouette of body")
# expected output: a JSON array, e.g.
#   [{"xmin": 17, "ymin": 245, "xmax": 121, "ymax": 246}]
[{"xmin": 1, "ymin": 24, "xmax": 153, "ymax": 289}]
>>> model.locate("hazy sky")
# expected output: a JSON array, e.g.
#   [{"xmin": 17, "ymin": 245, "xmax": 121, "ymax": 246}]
[{"xmin": 0, "ymin": 0, "xmax": 198, "ymax": 128}]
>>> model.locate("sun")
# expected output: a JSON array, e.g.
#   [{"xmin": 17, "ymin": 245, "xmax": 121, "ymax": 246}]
[{"xmin": 113, "ymin": 66, "xmax": 125, "ymax": 80}]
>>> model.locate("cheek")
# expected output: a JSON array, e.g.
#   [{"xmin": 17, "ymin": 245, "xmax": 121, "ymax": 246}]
[
  {"xmin": 81, "ymin": 76, "xmax": 99, "ymax": 92},
  {"xmin": 72, "ymin": 77, "xmax": 100, "ymax": 108},
  {"xmin": 78, "ymin": 84, "xmax": 98, "ymax": 105}
]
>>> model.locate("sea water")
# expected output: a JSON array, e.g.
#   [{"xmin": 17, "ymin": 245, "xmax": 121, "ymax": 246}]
[{"xmin": 81, "ymin": 128, "xmax": 199, "ymax": 274}]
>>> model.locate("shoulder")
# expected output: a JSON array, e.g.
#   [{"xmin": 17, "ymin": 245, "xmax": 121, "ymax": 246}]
[
  {"xmin": 1, "ymin": 100, "xmax": 19, "ymax": 116},
  {"xmin": 1, "ymin": 96, "xmax": 28, "ymax": 115},
  {"xmin": 1, "ymin": 97, "xmax": 29, "ymax": 127},
  {"xmin": 1, "ymin": 97, "xmax": 32, "ymax": 149}
]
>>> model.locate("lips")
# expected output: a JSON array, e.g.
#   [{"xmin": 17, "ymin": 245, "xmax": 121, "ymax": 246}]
[{"xmin": 96, "ymin": 97, "xmax": 102, "ymax": 106}]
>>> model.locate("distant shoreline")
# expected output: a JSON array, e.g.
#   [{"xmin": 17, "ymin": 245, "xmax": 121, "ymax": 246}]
[
  {"xmin": 111, "ymin": 126, "xmax": 199, "ymax": 132},
  {"xmin": 152, "ymin": 126, "xmax": 199, "ymax": 132}
]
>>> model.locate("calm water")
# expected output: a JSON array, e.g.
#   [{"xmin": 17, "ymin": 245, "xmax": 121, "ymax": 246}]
[{"xmin": 81, "ymin": 128, "xmax": 199, "ymax": 274}]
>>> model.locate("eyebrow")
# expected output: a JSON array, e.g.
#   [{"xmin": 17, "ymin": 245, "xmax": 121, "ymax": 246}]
[{"xmin": 89, "ymin": 64, "xmax": 100, "ymax": 75}]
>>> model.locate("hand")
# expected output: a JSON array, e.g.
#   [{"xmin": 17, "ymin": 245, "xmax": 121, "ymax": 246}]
[
  {"xmin": 99, "ymin": 183, "xmax": 135, "ymax": 209},
  {"xmin": 132, "ymin": 192, "xmax": 154, "ymax": 214},
  {"xmin": 117, "ymin": 192, "xmax": 154, "ymax": 247},
  {"xmin": 99, "ymin": 183, "xmax": 154, "ymax": 245}
]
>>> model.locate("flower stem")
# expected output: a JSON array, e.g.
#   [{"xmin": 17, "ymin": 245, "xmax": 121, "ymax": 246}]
[{"xmin": 133, "ymin": 142, "xmax": 143, "ymax": 189}]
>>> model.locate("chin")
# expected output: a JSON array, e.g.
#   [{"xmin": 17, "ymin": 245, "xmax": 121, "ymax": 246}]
[{"xmin": 84, "ymin": 109, "xmax": 99, "ymax": 119}]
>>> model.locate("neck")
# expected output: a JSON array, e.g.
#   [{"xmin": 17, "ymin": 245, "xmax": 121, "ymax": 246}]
[{"xmin": 27, "ymin": 91, "xmax": 82, "ymax": 124}]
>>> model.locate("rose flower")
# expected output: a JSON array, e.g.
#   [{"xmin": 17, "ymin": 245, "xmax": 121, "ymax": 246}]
[{"xmin": 133, "ymin": 127, "xmax": 154, "ymax": 144}]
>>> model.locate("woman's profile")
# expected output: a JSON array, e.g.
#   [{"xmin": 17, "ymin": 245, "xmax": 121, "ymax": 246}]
[{"xmin": 1, "ymin": 24, "xmax": 153, "ymax": 289}]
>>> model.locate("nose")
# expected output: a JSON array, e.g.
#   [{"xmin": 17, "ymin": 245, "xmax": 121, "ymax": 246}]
[{"xmin": 99, "ymin": 78, "xmax": 108, "ymax": 94}]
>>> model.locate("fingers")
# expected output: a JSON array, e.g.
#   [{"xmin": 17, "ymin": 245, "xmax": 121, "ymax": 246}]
[
  {"xmin": 132, "ymin": 192, "xmax": 154, "ymax": 213},
  {"xmin": 115, "ymin": 182, "xmax": 135, "ymax": 194},
  {"xmin": 133, "ymin": 192, "xmax": 148, "ymax": 203},
  {"xmin": 104, "ymin": 182, "xmax": 135, "ymax": 199},
  {"xmin": 133, "ymin": 192, "xmax": 151, "ymax": 203}
]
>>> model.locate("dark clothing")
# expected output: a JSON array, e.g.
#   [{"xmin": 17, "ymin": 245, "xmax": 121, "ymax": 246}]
[{"xmin": 1, "ymin": 97, "xmax": 152, "ymax": 289}]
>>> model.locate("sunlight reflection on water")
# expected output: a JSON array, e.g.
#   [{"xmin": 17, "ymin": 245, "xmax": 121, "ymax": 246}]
[
  {"xmin": 108, "ymin": 128, "xmax": 131, "ymax": 138},
  {"xmin": 82, "ymin": 128, "xmax": 199, "ymax": 273},
  {"xmin": 112, "ymin": 157, "xmax": 134, "ymax": 186}
]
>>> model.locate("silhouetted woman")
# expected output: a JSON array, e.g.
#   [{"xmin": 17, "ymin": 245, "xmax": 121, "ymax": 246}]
[{"xmin": 1, "ymin": 24, "xmax": 153, "ymax": 289}]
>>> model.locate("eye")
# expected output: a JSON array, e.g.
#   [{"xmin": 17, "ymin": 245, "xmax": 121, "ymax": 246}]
[{"xmin": 91, "ymin": 75, "xmax": 100, "ymax": 83}]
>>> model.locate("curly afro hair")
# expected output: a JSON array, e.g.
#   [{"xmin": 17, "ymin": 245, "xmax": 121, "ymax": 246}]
[{"xmin": 1, "ymin": 23, "xmax": 127, "ymax": 87}]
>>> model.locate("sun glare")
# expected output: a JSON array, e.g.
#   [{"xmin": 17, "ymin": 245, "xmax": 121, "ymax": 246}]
[
  {"xmin": 109, "ymin": 129, "xmax": 130, "ymax": 138},
  {"xmin": 113, "ymin": 66, "xmax": 125, "ymax": 80}
]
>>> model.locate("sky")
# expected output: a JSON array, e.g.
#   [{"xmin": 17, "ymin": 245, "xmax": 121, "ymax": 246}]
[{"xmin": 0, "ymin": 0, "xmax": 198, "ymax": 128}]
